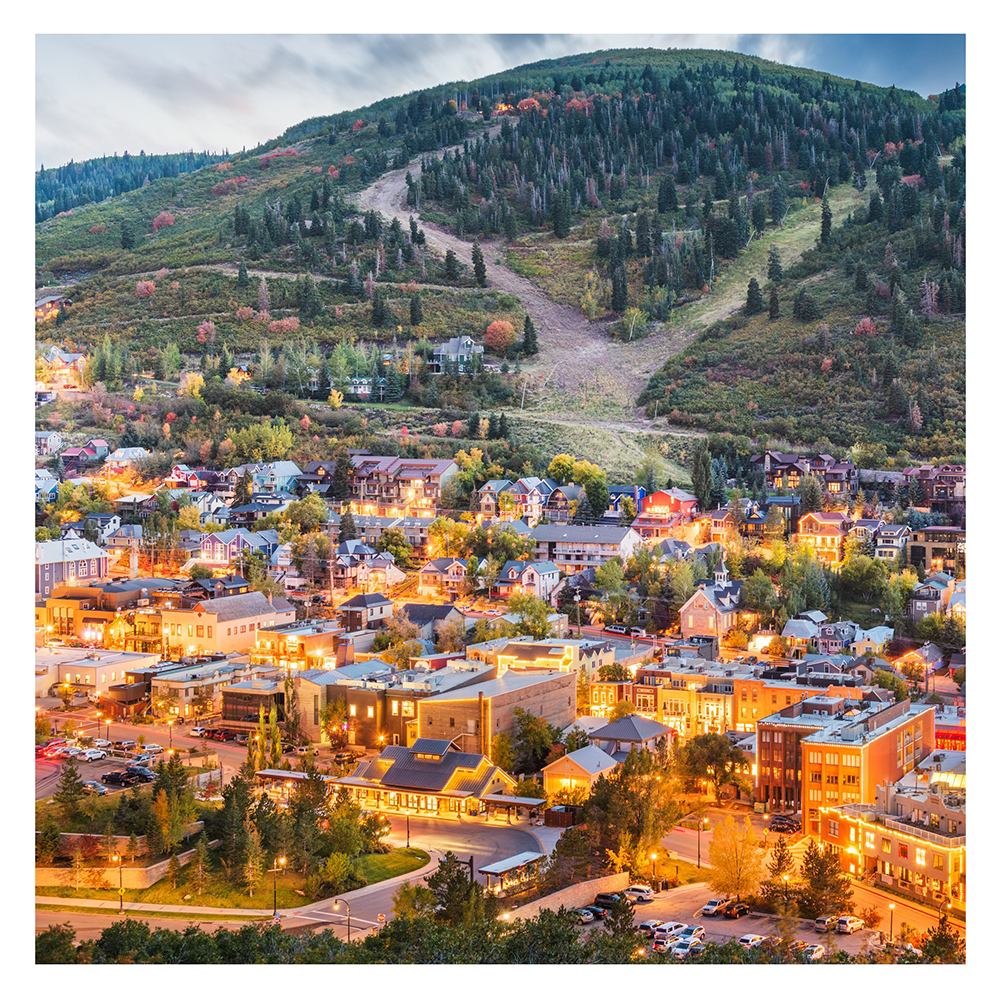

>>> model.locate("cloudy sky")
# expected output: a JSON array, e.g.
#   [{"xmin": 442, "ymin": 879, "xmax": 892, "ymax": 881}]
[{"xmin": 35, "ymin": 34, "xmax": 965, "ymax": 168}]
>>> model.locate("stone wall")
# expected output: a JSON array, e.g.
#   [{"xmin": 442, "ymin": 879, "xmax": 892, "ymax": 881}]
[
  {"xmin": 55, "ymin": 821, "xmax": 204, "ymax": 858},
  {"xmin": 506, "ymin": 871, "xmax": 630, "ymax": 921},
  {"xmin": 36, "ymin": 838, "xmax": 218, "ymax": 890}
]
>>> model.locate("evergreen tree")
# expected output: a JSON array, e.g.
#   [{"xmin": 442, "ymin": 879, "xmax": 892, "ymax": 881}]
[
  {"xmin": 36, "ymin": 814, "xmax": 62, "ymax": 864},
  {"xmin": 819, "ymin": 196, "xmax": 833, "ymax": 245},
  {"xmin": 611, "ymin": 265, "xmax": 628, "ymax": 313},
  {"xmin": 409, "ymin": 294, "xmax": 423, "ymax": 326},
  {"xmin": 471, "ymin": 240, "xmax": 487, "ymax": 286},
  {"xmin": 241, "ymin": 824, "xmax": 264, "ymax": 898},
  {"xmin": 444, "ymin": 249, "xmax": 460, "ymax": 281},
  {"xmin": 237, "ymin": 260, "xmax": 250, "ymax": 288},
  {"xmin": 798, "ymin": 839, "xmax": 853, "ymax": 918},
  {"xmin": 467, "ymin": 411, "xmax": 480, "ymax": 438},
  {"xmin": 54, "ymin": 756, "xmax": 85, "ymax": 818},
  {"xmin": 233, "ymin": 472, "xmax": 253, "ymax": 508},
  {"xmin": 767, "ymin": 245, "xmax": 783, "ymax": 282},
  {"xmin": 522, "ymin": 315, "xmax": 538, "ymax": 356},
  {"xmin": 573, "ymin": 490, "xmax": 594, "ymax": 524},
  {"xmin": 331, "ymin": 451, "xmax": 352, "ymax": 501},
  {"xmin": 691, "ymin": 441, "xmax": 713, "ymax": 511},
  {"xmin": 745, "ymin": 278, "xmax": 764, "ymax": 316},
  {"xmin": 767, "ymin": 837, "xmax": 795, "ymax": 882},
  {"xmin": 768, "ymin": 287, "xmax": 780, "ymax": 319},
  {"xmin": 120, "ymin": 219, "xmax": 136, "ymax": 250},
  {"xmin": 657, "ymin": 176, "xmax": 678, "ymax": 212},
  {"xmin": 338, "ymin": 507, "xmax": 357, "ymax": 542},
  {"xmin": 769, "ymin": 179, "xmax": 787, "ymax": 225},
  {"xmin": 167, "ymin": 853, "xmax": 182, "ymax": 889},
  {"xmin": 854, "ymin": 260, "xmax": 868, "ymax": 292},
  {"xmin": 371, "ymin": 287, "xmax": 386, "ymax": 327},
  {"xmin": 635, "ymin": 213, "xmax": 651, "ymax": 257},
  {"xmin": 191, "ymin": 833, "xmax": 210, "ymax": 896}
]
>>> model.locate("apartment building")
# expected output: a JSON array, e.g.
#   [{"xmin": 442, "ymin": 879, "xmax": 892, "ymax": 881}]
[
  {"xmin": 901, "ymin": 464, "xmax": 966, "ymax": 517},
  {"xmin": 819, "ymin": 782, "xmax": 966, "ymax": 912},
  {"xmin": 35, "ymin": 533, "xmax": 110, "ymax": 599},
  {"xmin": 528, "ymin": 523, "xmax": 640, "ymax": 574},
  {"xmin": 909, "ymin": 527, "xmax": 966, "ymax": 577},
  {"xmin": 349, "ymin": 455, "xmax": 457, "ymax": 517},
  {"xmin": 150, "ymin": 657, "xmax": 279, "ymax": 718},
  {"xmin": 250, "ymin": 620, "xmax": 346, "ymax": 671},
  {"xmin": 756, "ymin": 695, "xmax": 935, "ymax": 835},
  {"xmin": 749, "ymin": 451, "xmax": 858, "ymax": 495}
]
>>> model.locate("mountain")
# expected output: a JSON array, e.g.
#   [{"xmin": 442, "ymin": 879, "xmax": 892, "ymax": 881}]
[{"xmin": 34, "ymin": 47, "xmax": 965, "ymax": 482}]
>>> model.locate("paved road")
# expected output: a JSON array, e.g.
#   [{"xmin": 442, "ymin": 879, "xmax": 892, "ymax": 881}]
[
  {"xmin": 35, "ymin": 909, "xmax": 258, "ymax": 942},
  {"xmin": 291, "ymin": 814, "xmax": 539, "ymax": 936}
]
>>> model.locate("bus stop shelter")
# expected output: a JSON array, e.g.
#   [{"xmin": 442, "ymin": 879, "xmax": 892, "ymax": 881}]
[{"xmin": 479, "ymin": 851, "xmax": 545, "ymax": 894}]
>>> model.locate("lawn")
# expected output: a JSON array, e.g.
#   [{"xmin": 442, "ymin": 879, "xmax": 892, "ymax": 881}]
[
  {"xmin": 660, "ymin": 856, "xmax": 707, "ymax": 886},
  {"xmin": 38, "ymin": 846, "xmax": 429, "ymax": 910}
]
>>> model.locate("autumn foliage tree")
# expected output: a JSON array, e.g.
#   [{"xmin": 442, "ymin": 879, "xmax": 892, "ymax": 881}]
[
  {"xmin": 485, "ymin": 320, "xmax": 516, "ymax": 352},
  {"xmin": 152, "ymin": 212, "xmax": 175, "ymax": 230}
]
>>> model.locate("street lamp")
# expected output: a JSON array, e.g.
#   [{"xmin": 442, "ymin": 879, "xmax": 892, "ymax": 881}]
[
  {"xmin": 405, "ymin": 808, "xmax": 411, "ymax": 849},
  {"xmin": 269, "ymin": 856, "xmax": 287, "ymax": 918},
  {"xmin": 333, "ymin": 897, "xmax": 351, "ymax": 941},
  {"xmin": 104, "ymin": 717, "xmax": 112, "ymax": 741},
  {"xmin": 573, "ymin": 593, "xmax": 582, "ymax": 636},
  {"xmin": 763, "ymin": 813, "xmax": 769, "ymax": 846},
  {"xmin": 167, "ymin": 719, "xmax": 174, "ymax": 749},
  {"xmin": 889, "ymin": 903, "xmax": 895, "ymax": 944},
  {"xmin": 782, "ymin": 874, "xmax": 789, "ymax": 903},
  {"xmin": 112, "ymin": 854, "xmax": 124, "ymax": 913}
]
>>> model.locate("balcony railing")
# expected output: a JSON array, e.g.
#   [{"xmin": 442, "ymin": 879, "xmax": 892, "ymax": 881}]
[{"xmin": 882, "ymin": 817, "xmax": 965, "ymax": 847}]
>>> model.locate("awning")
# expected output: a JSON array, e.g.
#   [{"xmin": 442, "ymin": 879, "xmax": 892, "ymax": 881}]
[
  {"xmin": 479, "ymin": 793, "xmax": 547, "ymax": 808},
  {"xmin": 479, "ymin": 851, "xmax": 544, "ymax": 876}
]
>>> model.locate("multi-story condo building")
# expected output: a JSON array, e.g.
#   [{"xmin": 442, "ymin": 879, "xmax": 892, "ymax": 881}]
[
  {"xmin": 901, "ymin": 464, "xmax": 966, "ymax": 517},
  {"xmin": 749, "ymin": 451, "xmax": 858, "ymax": 495},
  {"xmin": 528, "ymin": 524, "xmax": 640, "ymax": 574},
  {"xmin": 348, "ymin": 455, "xmax": 457, "ymax": 517}
]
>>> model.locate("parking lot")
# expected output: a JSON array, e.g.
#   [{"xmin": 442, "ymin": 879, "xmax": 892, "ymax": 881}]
[{"xmin": 614, "ymin": 883, "xmax": 878, "ymax": 958}]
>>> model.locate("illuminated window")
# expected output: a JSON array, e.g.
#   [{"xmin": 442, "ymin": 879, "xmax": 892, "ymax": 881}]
[
  {"xmin": 391, "ymin": 701, "xmax": 399, "ymax": 716},
  {"xmin": 916, "ymin": 848, "xmax": 926, "ymax": 866},
  {"xmin": 933, "ymin": 853, "xmax": 944, "ymax": 870},
  {"xmin": 349, "ymin": 705, "xmax": 357, "ymax": 717},
  {"xmin": 865, "ymin": 832, "xmax": 875, "ymax": 850},
  {"xmin": 898, "ymin": 844, "xmax": 908, "ymax": 860},
  {"xmin": 882, "ymin": 838, "xmax": 891, "ymax": 853},
  {"xmin": 367, "ymin": 706, "xmax": 374, "ymax": 719}
]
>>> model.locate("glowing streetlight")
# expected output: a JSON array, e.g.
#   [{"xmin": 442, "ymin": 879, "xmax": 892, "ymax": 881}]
[
  {"xmin": 269, "ymin": 856, "xmax": 287, "ymax": 918},
  {"xmin": 889, "ymin": 903, "xmax": 895, "ymax": 944},
  {"xmin": 333, "ymin": 898, "xmax": 351, "ymax": 941}
]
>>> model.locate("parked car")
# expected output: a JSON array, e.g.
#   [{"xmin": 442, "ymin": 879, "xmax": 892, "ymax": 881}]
[
  {"xmin": 653, "ymin": 921, "xmax": 688, "ymax": 940},
  {"xmin": 125, "ymin": 765, "xmax": 156, "ymax": 783},
  {"xmin": 685, "ymin": 942, "xmax": 707, "ymax": 960},
  {"xmin": 801, "ymin": 944, "xmax": 825, "ymax": 961},
  {"xmin": 678, "ymin": 925, "xmax": 706, "ymax": 941},
  {"xmin": 669, "ymin": 939, "xmax": 700, "ymax": 958},
  {"xmin": 295, "ymin": 745, "xmax": 318, "ymax": 755},
  {"xmin": 768, "ymin": 815, "xmax": 802, "ymax": 833},
  {"xmin": 651, "ymin": 937, "xmax": 680, "ymax": 953},
  {"xmin": 234, "ymin": 734, "xmax": 249, "ymax": 745},
  {"xmin": 629, "ymin": 627, "xmax": 649, "ymax": 638},
  {"xmin": 47, "ymin": 746, "xmax": 76, "ymax": 758},
  {"xmin": 38, "ymin": 738, "xmax": 68, "ymax": 749},
  {"xmin": 604, "ymin": 624, "xmax": 628, "ymax": 635},
  {"xmin": 722, "ymin": 902, "xmax": 750, "ymax": 919},
  {"xmin": 141, "ymin": 744, "xmax": 164, "ymax": 755},
  {"xmin": 624, "ymin": 884, "xmax": 655, "ymax": 902},
  {"xmin": 334, "ymin": 751, "xmax": 359, "ymax": 764},
  {"xmin": 92, "ymin": 739, "xmax": 112, "ymax": 748},
  {"xmin": 101, "ymin": 771, "xmax": 138, "ymax": 786},
  {"xmin": 837, "ymin": 916, "xmax": 865, "ymax": 935},
  {"xmin": 131, "ymin": 753, "xmax": 155, "ymax": 766},
  {"xmin": 738, "ymin": 934, "xmax": 765, "ymax": 949},
  {"xmin": 573, "ymin": 908, "xmax": 595, "ymax": 924},
  {"xmin": 82, "ymin": 781, "xmax": 109, "ymax": 795},
  {"xmin": 582, "ymin": 905, "xmax": 608, "ymax": 920},
  {"xmin": 638, "ymin": 918, "xmax": 663, "ymax": 935},
  {"xmin": 814, "ymin": 916, "xmax": 838, "ymax": 933},
  {"xmin": 77, "ymin": 749, "xmax": 107, "ymax": 762},
  {"xmin": 113, "ymin": 740, "xmax": 137, "ymax": 751},
  {"xmin": 700, "ymin": 898, "xmax": 733, "ymax": 917},
  {"xmin": 594, "ymin": 892, "xmax": 623, "ymax": 908},
  {"xmin": 190, "ymin": 727, "xmax": 207, "ymax": 737}
]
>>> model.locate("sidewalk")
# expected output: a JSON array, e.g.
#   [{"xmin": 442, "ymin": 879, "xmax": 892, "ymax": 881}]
[{"xmin": 36, "ymin": 895, "xmax": 272, "ymax": 918}]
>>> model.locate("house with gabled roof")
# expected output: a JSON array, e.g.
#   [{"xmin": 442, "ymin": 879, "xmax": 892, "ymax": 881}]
[
  {"xmin": 587, "ymin": 713, "xmax": 672, "ymax": 761},
  {"xmin": 794, "ymin": 510, "xmax": 851, "ymax": 564},
  {"xmin": 418, "ymin": 556, "xmax": 474, "ymax": 599},
  {"xmin": 337, "ymin": 592, "xmax": 394, "ymax": 631},
  {"xmin": 428, "ymin": 335, "xmax": 484, "ymax": 374},
  {"xmin": 542, "ymin": 744, "xmax": 620, "ymax": 798},
  {"xmin": 874, "ymin": 523, "xmax": 911, "ymax": 561},
  {"xmin": 35, "ymin": 430, "xmax": 63, "ymax": 456},
  {"xmin": 104, "ymin": 447, "xmax": 151, "ymax": 475},
  {"xmin": 677, "ymin": 562, "xmax": 743, "ymax": 639},
  {"xmin": 908, "ymin": 573, "xmax": 955, "ymax": 622},
  {"xmin": 491, "ymin": 559, "xmax": 560, "ymax": 600}
]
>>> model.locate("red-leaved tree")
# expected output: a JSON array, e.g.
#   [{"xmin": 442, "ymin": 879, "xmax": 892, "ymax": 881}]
[
  {"xmin": 135, "ymin": 281, "xmax": 155, "ymax": 298},
  {"xmin": 485, "ymin": 320, "xmax": 516, "ymax": 352},
  {"xmin": 152, "ymin": 212, "xmax": 175, "ymax": 230}
]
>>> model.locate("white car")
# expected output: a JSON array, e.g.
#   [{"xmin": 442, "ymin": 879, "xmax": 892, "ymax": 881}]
[
  {"xmin": 141, "ymin": 744, "xmax": 164, "ymax": 755},
  {"xmin": 669, "ymin": 939, "xmax": 700, "ymax": 958},
  {"xmin": 624, "ymin": 884, "xmax": 654, "ymax": 902},
  {"xmin": 92, "ymin": 739, "xmax": 112, "ymax": 748},
  {"xmin": 638, "ymin": 918, "xmax": 663, "ymax": 935},
  {"xmin": 700, "ymin": 898, "xmax": 733, "ymax": 917},
  {"xmin": 653, "ymin": 921, "xmax": 688, "ymax": 940},
  {"xmin": 678, "ymin": 925, "xmax": 706, "ymax": 940},
  {"xmin": 739, "ymin": 934, "xmax": 765, "ymax": 949},
  {"xmin": 77, "ymin": 748, "xmax": 107, "ymax": 762},
  {"xmin": 801, "ymin": 944, "xmax": 825, "ymax": 961},
  {"xmin": 190, "ymin": 727, "xmax": 207, "ymax": 737}
]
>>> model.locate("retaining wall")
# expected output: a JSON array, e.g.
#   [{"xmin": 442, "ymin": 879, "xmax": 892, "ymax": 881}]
[{"xmin": 508, "ymin": 871, "xmax": 630, "ymax": 920}]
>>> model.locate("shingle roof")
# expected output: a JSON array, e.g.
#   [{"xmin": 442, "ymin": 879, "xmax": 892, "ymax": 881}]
[
  {"xmin": 338, "ymin": 593, "xmax": 392, "ymax": 609},
  {"xmin": 191, "ymin": 591, "xmax": 290, "ymax": 622},
  {"xmin": 529, "ymin": 524, "xmax": 635, "ymax": 544},
  {"xmin": 348, "ymin": 742, "xmax": 506, "ymax": 797},
  {"xmin": 400, "ymin": 603, "xmax": 458, "ymax": 624},
  {"xmin": 543, "ymin": 744, "xmax": 619, "ymax": 776},
  {"xmin": 589, "ymin": 714, "xmax": 671, "ymax": 743}
]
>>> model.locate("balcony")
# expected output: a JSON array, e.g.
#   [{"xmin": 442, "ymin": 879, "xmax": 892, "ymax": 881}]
[{"xmin": 883, "ymin": 817, "xmax": 965, "ymax": 847}]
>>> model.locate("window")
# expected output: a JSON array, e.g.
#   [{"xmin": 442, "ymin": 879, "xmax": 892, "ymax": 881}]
[
  {"xmin": 810, "ymin": 772, "xmax": 822, "ymax": 783},
  {"xmin": 916, "ymin": 848, "xmax": 926, "ymax": 866},
  {"xmin": 187, "ymin": 625, "xmax": 193, "ymax": 637},
  {"xmin": 898, "ymin": 844, "xmax": 908, "ymax": 860},
  {"xmin": 366, "ymin": 706, "xmax": 374, "ymax": 719},
  {"xmin": 825, "ymin": 752, "xmax": 839, "ymax": 765},
  {"xmin": 829, "ymin": 820, "xmax": 839, "ymax": 838},
  {"xmin": 933, "ymin": 853, "xmax": 944, "ymax": 870},
  {"xmin": 349, "ymin": 705, "xmax": 357, "ymax": 717},
  {"xmin": 808, "ymin": 790, "xmax": 821, "ymax": 802},
  {"xmin": 241, "ymin": 625, "xmax": 246, "ymax": 633},
  {"xmin": 207, "ymin": 627, "xmax": 213, "ymax": 638},
  {"xmin": 849, "ymin": 827, "xmax": 856, "ymax": 842},
  {"xmin": 825, "ymin": 774, "xmax": 839, "ymax": 785},
  {"xmin": 882, "ymin": 838, "xmax": 892, "ymax": 854},
  {"xmin": 402, "ymin": 701, "xmax": 415, "ymax": 717},
  {"xmin": 196, "ymin": 626, "xmax": 204, "ymax": 637},
  {"xmin": 391, "ymin": 701, "xmax": 399, "ymax": 716},
  {"xmin": 774, "ymin": 732, "xmax": 783, "ymax": 744}
]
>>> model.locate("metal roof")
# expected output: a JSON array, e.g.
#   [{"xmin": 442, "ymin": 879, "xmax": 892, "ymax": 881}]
[{"xmin": 478, "ymin": 851, "xmax": 545, "ymax": 875}]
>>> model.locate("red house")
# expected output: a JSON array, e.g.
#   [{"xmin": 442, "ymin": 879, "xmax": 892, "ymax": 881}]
[{"xmin": 641, "ymin": 488, "xmax": 699, "ymax": 518}]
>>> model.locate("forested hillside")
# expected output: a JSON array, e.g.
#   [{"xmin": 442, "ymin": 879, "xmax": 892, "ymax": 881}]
[{"xmin": 35, "ymin": 47, "xmax": 965, "ymax": 478}]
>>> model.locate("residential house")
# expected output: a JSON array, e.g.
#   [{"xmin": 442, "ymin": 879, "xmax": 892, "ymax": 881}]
[
  {"xmin": 764, "ymin": 495, "xmax": 802, "ymax": 534},
  {"xmin": 895, "ymin": 643, "xmax": 945, "ymax": 683},
  {"xmin": 874, "ymin": 524, "xmax": 911, "ymax": 561},
  {"xmin": 542, "ymin": 744, "xmax": 619, "ymax": 799},
  {"xmin": 36, "ymin": 296, "xmax": 72, "ymax": 323},
  {"xmin": 641, "ymin": 487, "xmax": 699, "ymax": 518},
  {"xmin": 40, "ymin": 344, "xmax": 86, "ymax": 384},
  {"xmin": 225, "ymin": 461, "xmax": 303, "ymax": 495},
  {"xmin": 849, "ymin": 518, "xmax": 885, "ymax": 546},
  {"xmin": 428, "ymin": 335, "xmax": 484, "ymax": 374},
  {"xmin": 349, "ymin": 455, "xmax": 457, "ymax": 517},
  {"xmin": 781, "ymin": 618, "xmax": 820, "ymax": 655},
  {"xmin": 35, "ymin": 532, "xmax": 110, "ymax": 598},
  {"xmin": 750, "ymin": 451, "xmax": 858, "ymax": 495},
  {"xmin": 908, "ymin": 573, "xmax": 955, "ymax": 622},
  {"xmin": 816, "ymin": 621, "xmax": 862, "ymax": 656},
  {"xmin": 909, "ymin": 527, "xmax": 966, "ymax": 577},
  {"xmin": 851, "ymin": 626, "xmax": 894, "ymax": 658},
  {"xmin": 794, "ymin": 511, "xmax": 851, "ymax": 564},
  {"xmin": 491, "ymin": 560, "xmax": 560, "ymax": 601},
  {"xmin": 328, "ymin": 539, "xmax": 405, "ymax": 593},
  {"xmin": 251, "ymin": 620, "xmax": 345, "ymax": 671},
  {"xmin": 294, "ymin": 460, "xmax": 337, "ymax": 495},
  {"xmin": 163, "ymin": 464, "xmax": 204, "ymax": 490},
  {"xmin": 160, "ymin": 591, "xmax": 295, "ymax": 658},
  {"xmin": 35, "ymin": 430, "xmax": 63, "ymax": 456},
  {"xmin": 104, "ymin": 447, "xmax": 151, "ymax": 475},
  {"xmin": 84, "ymin": 512, "xmax": 122, "ymax": 545},
  {"xmin": 337, "ymin": 593, "xmax": 394, "ymax": 631},
  {"xmin": 35, "ymin": 472, "xmax": 60, "ymax": 504},
  {"xmin": 398, "ymin": 603, "xmax": 465, "ymax": 642},
  {"xmin": 199, "ymin": 528, "xmax": 281, "ymax": 569},
  {"xmin": 474, "ymin": 479, "xmax": 515, "ymax": 520},
  {"xmin": 902, "ymin": 464, "xmax": 966, "ymax": 517},
  {"xmin": 418, "ymin": 557, "xmax": 473, "ymax": 600},
  {"xmin": 677, "ymin": 562, "xmax": 743, "ymax": 639},
  {"xmin": 545, "ymin": 484, "xmax": 586, "ymax": 523},
  {"xmin": 946, "ymin": 580, "xmax": 966, "ymax": 622},
  {"xmin": 607, "ymin": 485, "xmax": 646, "ymax": 516},
  {"xmin": 528, "ymin": 524, "xmax": 640, "ymax": 575}
]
